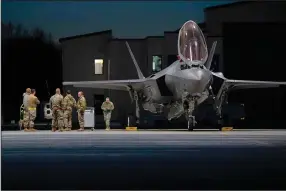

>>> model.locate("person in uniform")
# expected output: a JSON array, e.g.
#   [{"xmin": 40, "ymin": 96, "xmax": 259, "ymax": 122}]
[
  {"xmin": 76, "ymin": 91, "xmax": 86, "ymax": 131},
  {"xmin": 62, "ymin": 90, "xmax": 76, "ymax": 131},
  {"xmin": 27, "ymin": 89, "xmax": 40, "ymax": 131},
  {"xmin": 101, "ymin": 97, "xmax": 114, "ymax": 130},
  {"xmin": 50, "ymin": 88, "xmax": 64, "ymax": 132},
  {"xmin": 22, "ymin": 88, "xmax": 31, "ymax": 131}
]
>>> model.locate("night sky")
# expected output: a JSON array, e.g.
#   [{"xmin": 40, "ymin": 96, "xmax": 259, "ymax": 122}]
[{"xmin": 2, "ymin": 1, "xmax": 234, "ymax": 40}]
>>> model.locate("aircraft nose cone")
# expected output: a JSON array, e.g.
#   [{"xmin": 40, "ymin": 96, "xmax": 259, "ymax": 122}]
[
  {"xmin": 192, "ymin": 69, "xmax": 205, "ymax": 80},
  {"xmin": 188, "ymin": 68, "xmax": 211, "ymax": 89}
]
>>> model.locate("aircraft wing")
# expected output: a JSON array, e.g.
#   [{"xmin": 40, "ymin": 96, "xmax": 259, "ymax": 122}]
[
  {"xmin": 212, "ymin": 72, "xmax": 286, "ymax": 90},
  {"xmin": 63, "ymin": 79, "xmax": 146, "ymax": 91},
  {"xmin": 225, "ymin": 79, "xmax": 286, "ymax": 90},
  {"xmin": 213, "ymin": 72, "xmax": 286, "ymax": 115}
]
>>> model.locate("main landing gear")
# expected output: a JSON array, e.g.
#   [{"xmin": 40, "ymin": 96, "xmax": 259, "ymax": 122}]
[
  {"xmin": 214, "ymin": 81, "xmax": 230, "ymax": 131},
  {"xmin": 187, "ymin": 115, "xmax": 197, "ymax": 131},
  {"xmin": 183, "ymin": 94, "xmax": 199, "ymax": 131},
  {"xmin": 217, "ymin": 117, "xmax": 224, "ymax": 131},
  {"xmin": 133, "ymin": 90, "xmax": 140, "ymax": 125}
]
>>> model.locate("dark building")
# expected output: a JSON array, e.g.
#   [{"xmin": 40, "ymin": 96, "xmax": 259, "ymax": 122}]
[
  {"xmin": 204, "ymin": 1, "xmax": 286, "ymax": 128},
  {"xmin": 60, "ymin": 1, "xmax": 286, "ymax": 128}
]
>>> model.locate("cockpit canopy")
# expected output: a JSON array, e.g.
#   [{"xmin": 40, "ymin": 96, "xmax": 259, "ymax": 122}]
[{"xmin": 177, "ymin": 20, "xmax": 208, "ymax": 65}]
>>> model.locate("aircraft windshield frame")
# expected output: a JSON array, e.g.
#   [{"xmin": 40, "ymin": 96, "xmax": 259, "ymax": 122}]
[{"xmin": 177, "ymin": 20, "xmax": 208, "ymax": 65}]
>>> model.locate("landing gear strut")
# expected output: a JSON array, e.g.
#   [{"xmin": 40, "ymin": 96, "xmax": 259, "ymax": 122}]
[
  {"xmin": 217, "ymin": 117, "xmax": 224, "ymax": 131},
  {"xmin": 187, "ymin": 115, "xmax": 196, "ymax": 131},
  {"xmin": 183, "ymin": 93, "xmax": 198, "ymax": 131},
  {"xmin": 214, "ymin": 82, "xmax": 230, "ymax": 131},
  {"xmin": 133, "ymin": 90, "xmax": 140, "ymax": 125}
]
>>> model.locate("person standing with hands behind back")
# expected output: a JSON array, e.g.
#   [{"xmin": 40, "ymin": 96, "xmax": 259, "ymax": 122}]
[
  {"xmin": 50, "ymin": 88, "xmax": 64, "ymax": 132},
  {"xmin": 101, "ymin": 97, "xmax": 114, "ymax": 130},
  {"xmin": 63, "ymin": 90, "xmax": 76, "ymax": 131},
  {"xmin": 76, "ymin": 91, "xmax": 86, "ymax": 131}
]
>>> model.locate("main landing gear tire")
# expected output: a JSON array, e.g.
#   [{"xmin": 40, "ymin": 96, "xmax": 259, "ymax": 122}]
[{"xmin": 187, "ymin": 117, "xmax": 196, "ymax": 131}]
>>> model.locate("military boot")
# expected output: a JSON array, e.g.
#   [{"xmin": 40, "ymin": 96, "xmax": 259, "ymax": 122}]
[
  {"xmin": 105, "ymin": 127, "xmax": 110, "ymax": 131},
  {"xmin": 52, "ymin": 127, "xmax": 57, "ymax": 132},
  {"xmin": 24, "ymin": 128, "xmax": 29, "ymax": 132},
  {"xmin": 29, "ymin": 127, "xmax": 36, "ymax": 131},
  {"xmin": 78, "ymin": 128, "xmax": 84, "ymax": 131}
]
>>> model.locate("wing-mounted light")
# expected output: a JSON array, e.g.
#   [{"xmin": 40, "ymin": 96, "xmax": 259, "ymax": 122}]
[{"xmin": 177, "ymin": 20, "xmax": 208, "ymax": 66}]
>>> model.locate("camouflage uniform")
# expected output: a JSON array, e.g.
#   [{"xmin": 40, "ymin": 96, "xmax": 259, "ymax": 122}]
[
  {"xmin": 101, "ymin": 101, "xmax": 114, "ymax": 130},
  {"xmin": 22, "ymin": 92, "xmax": 30, "ymax": 131},
  {"xmin": 50, "ymin": 94, "xmax": 64, "ymax": 131},
  {"xmin": 62, "ymin": 94, "xmax": 76, "ymax": 131},
  {"xmin": 26, "ymin": 94, "xmax": 40, "ymax": 131},
  {"xmin": 76, "ymin": 96, "xmax": 86, "ymax": 130}
]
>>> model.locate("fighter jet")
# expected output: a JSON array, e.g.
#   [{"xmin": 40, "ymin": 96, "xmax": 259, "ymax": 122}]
[{"xmin": 63, "ymin": 20, "xmax": 286, "ymax": 130}]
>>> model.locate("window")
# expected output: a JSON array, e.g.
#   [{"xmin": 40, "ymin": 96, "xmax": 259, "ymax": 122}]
[
  {"xmin": 94, "ymin": 59, "xmax": 103, "ymax": 74},
  {"xmin": 152, "ymin": 55, "xmax": 162, "ymax": 72}
]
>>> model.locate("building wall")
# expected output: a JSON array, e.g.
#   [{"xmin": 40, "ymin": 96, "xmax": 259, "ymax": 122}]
[
  {"xmin": 109, "ymin": 39, "xmax": 147, "ymax": 80},
  {"xmin": 204, "ymin": 2, "xmax": 286, "ymax": 128},
  {"xmin": 163, "ymin": 32, "xmax": 178, "ymax": 68},
  {"xmin": 204, "ymin": 1, "xmax": 286, "ymax": 73},
  {"xmin": 61, "ymin": 32, "xmax": 112, "ymax": 82},
  {"xmin": 61, "ymin": 32, "xmax": 112, "ymax": 123},
  {"xmin": 222, "ymin": 22, "xmax": 286, "ymax": 128},
  {"xmin": 205, "ymin": 2, "xmax": 286, "ymax": 36}
]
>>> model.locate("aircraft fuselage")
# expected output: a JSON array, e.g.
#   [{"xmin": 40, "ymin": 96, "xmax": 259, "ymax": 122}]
[
  {"xmin": 165, "ymin": 65, "xmax": 212, "ymax": 100},
  {"xmin": 143, "ymin": 63, "xmax": 212, "ymax": 103},
  {"xmin": 140, "ymin": 63, "xmax": 213, "ymax": 116}
]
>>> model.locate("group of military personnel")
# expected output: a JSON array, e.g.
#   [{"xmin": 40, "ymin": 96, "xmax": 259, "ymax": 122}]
[{"xmin": 22, "ymin": 87, "xmax": 115, "ymax": 132}]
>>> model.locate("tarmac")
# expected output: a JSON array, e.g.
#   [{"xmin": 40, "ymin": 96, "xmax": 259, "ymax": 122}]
[{"xmin": 2, "ymin": 129, "xmax": 286, "ymax": 189}]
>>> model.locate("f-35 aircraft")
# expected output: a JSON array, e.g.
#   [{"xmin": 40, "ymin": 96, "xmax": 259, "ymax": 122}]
[{"xmin": 63, "ymin": 20, "xmax": 286, "ymax": 130}]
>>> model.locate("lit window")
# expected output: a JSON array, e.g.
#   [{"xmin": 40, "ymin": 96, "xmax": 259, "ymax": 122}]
[
  {"xmin": 152, "ymin": 55, "xmax": 162, "ymax": 72},
  {"xmin": 94, "ymin": 59, "xmax": 103, "ymax": 74}
]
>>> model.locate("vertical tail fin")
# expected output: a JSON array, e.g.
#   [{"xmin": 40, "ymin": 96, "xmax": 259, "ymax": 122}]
[
  {"xmin": 125, "ymin": 41, "xmax": 145, "ymax": 79},
  {"xmin": 205, "ymin": 41, "xmax": 217, "ymax": 70}
]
